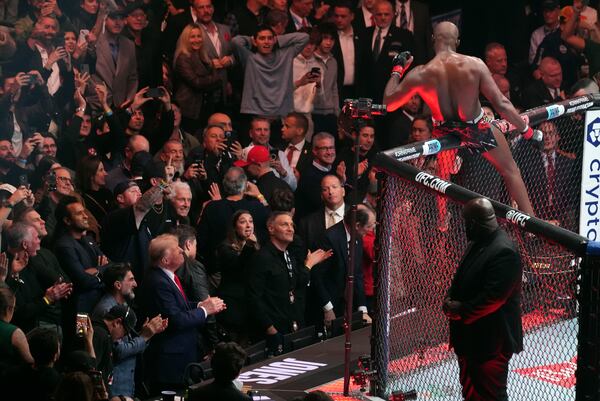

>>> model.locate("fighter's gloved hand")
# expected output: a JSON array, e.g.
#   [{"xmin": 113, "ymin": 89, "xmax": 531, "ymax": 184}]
[
  {"xmin": 521, "ymin": 125, "xmax": 544, "ymax": 150},
  {"xmin": 391, "ymin": 51, "xmax": 413, "ymax": 79}
]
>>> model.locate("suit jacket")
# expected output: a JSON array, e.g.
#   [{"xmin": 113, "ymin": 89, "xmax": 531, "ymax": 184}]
[
  {"xmin": 297, "ymin": 208, "xmax": 327, "ymax": 252},
  {"xmin": 53, "ymin": 234, "xmax": 105, "ymax": 313},
  {"xmin": 358, "ymin": 25, "xmax": 415, "ymax": 103},
  {"xmin": 94, "ymin": 33, "xmax": 138, "ymax": 107},
  {"xmin": 284, "ymin": 140, "xmax": 313, "ymax": 175},
  {"xmin": 448, "ymin": 229, "xmax": 523, "ymax": 358},
  {"xmin": 201, "ymin": 22, "xmax": 233, "ymax": 102},
  {"xmin": 294, "ymin": 163, "xmax": 331, "ymax": 219},
  {"xmin": 393, "ymin": 0, "xmax": 433, "ymax": 65},
  {"xmin": 332, "ymin": 28, "xmax": 364, "ymax": 98},
  {"xmin": 520, "ymin": 79, "xmax": 562, "ymax": 110},
  {"xmin": 141, "ymin": 267, "xmax": 207, "ymax": 385},
  {"xmin": 189, "ymin": 380, "xmax": 251, "ymax": 401},
  {"xmin": 311, "ymin": 222, "xmax": 366, "ymax": 315},
  {"xmin": 514, "ymin": 144, "xmax": 578, "ymax": 230},
  {"xmin": 352, "ymin": 7, "xmax": 371, "ymax": 34}
]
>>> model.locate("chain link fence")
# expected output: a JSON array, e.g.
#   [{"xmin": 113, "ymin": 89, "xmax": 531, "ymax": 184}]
[{"xmin": 371, "ymin": 111, "xmax": 587, "ymax": 400}]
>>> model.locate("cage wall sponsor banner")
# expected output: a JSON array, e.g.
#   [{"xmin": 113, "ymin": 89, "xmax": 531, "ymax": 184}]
[
  {"xmin": 513, "ymin": 357, "xmax": 577, "ymax": 389},
  {"xmin": 580, "ymin": 110, "xmax": 600, "ymax": 241},
  {"xmin": 238, "ymin": 358, "xmax": 327, "ymax": 385}
]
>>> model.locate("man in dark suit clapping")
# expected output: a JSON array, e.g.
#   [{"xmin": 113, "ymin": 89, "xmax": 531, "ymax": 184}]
[{"xmin": 141, "ymin": 233, "xmax": 226, "ymax": 393}]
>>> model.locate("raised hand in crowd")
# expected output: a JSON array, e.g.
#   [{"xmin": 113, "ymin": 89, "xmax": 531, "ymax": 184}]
[
  {"xmin": 357, "ymin": 159, "xmax": 369, "ymax": 177},
  {"xmin": 208, "ymin": 182, "xmax": 221, "ymax": 201},
  {"xmin": 183, "ymin": 161, "xmax": 207, "ymax": 181},
  {"xmin": 94, "ymin": 82, "xmax": 110, "ymax": 112},
  {"xmin": 126, "ymin": 86, "xmax": 153, "ymax": 111},
  {"xmin": 198, "ymin": 296, "xmax": 226, "ymax": 316},
  {"xmin": 305, "ymin": 249, "xmax": 334, "ymax": 270},
  {"xmin": 157, "ymin": 86, "xmax": 172, "ymax": 111},
  {"xmin": 165, "ymin": 156, "xmax": 175, "ymax": 182},
  {"xmin": 26, "ymin": 70, "xmax": 44, "ymax": 86},
  {"xmin": 139, "ymin": 315, "xmax": 168, "ymax": 341},
  {"xmin": 44, "ymin": 46, "xmax": 68, "ymax": 70},
  {"xmin": 44, "ymin": 281, "xmax": 73, "ymax": 303},
  {"xmin": 230, "ymin": 141, "xmax": 243, "ymax": 160},
  {"xmin": 9, "ymin": 185, "xmax": 35, "ymax": 208},
  {"xmin": 11, "ymin": 250, "xmax": 29, "ymax": 276},
  {"xmin": 74, "ymin": 69, "xmax": 91, "ymax": 93}
]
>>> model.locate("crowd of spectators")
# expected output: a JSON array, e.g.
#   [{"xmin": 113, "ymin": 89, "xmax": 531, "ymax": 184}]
[{"xmin": 0, "ymin": 0, "xmax": 595, "ymax": 400}]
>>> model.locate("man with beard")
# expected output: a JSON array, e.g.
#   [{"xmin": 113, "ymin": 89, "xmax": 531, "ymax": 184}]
[
  {"xmin": 92, "ymin": 263, "xmax": 137, "ymax": 320},
  {"xmin": 54, "ymin": 195, "xmax": 110, "ymax": 313},
  {"xmin": 12, "ymin": 15, "xmax": 73, "ymax": 101},
  {"xmin": 443, "ymin": 198, "xmax": 523, "ymax": 401}
]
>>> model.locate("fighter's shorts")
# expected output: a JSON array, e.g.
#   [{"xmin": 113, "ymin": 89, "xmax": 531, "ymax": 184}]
[{"xmin": 432, "ymin": 110, "xmax": 498, "ymax": 154}]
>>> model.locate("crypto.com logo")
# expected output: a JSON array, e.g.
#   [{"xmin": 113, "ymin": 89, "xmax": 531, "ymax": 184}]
[{"xmin": 587, "ymin": 117, "xmax": 600, "ymax": 147}]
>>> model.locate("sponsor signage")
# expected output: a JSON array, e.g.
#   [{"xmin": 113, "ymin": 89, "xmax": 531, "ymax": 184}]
[
  {"xmin": 505, "ymin": 209, "xmax": 531, "ymax": 228},
  {"xmin": 238, "ymin": 358, "xmax": 327, "ymax": 385},
  {"xmin": 513, "ymin": 357, "xmax": 577, "ymax": 389},
  {"xmin": 580, "ymin": 111, "xmax": 600, "ymax": 241},
  {"xmin": 415, "ymin": 172, "xmax": 452, "ymax": 194}
]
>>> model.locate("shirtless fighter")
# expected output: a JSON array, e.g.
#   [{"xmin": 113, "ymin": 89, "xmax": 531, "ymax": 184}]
[{"xmin": 383, "ymin": 21, "xmax": 538, "ymax": 216}]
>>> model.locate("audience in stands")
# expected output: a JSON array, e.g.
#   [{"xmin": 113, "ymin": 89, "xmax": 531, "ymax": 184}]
[{"xmin": 0, "ymin": 1, "xmax": 594, "ymax": 399}]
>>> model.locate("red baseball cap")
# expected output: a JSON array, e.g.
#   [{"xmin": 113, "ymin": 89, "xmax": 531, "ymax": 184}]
[{"xmin": 234, "ymin": 145, "xmax": 270, "ymax": 167}]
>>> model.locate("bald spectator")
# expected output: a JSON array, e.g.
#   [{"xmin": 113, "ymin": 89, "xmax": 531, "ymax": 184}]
[
  {"xmin": 522, "ymin": 56, "xmax": 564, "ymax": 109},
  {"xmin": 105, "ymin": 134, "xmax": 150, "ymax": 191}
]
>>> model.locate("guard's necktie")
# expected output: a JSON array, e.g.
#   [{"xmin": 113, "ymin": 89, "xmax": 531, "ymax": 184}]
[
  {"xmin": 400, "ymin": 2, "xmax": 408, "ymax": 30},
  {"xmin": 373, "ymin": 28, "xmax": 382, "ymax": 60}
]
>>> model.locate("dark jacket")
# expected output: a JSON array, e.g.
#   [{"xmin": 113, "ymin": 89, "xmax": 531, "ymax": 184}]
[
  {"xmin": 53, "ymin": 234, "xmax": 106, "ymax": 313},
  {"xmin": 448, "ymin": 228, "xmax": 523, "ymax": 358},
  {"xmin": 141, "ymin": 267, "xmax": 207, "ymax": 385},
  {"xmin": 246, "ymin": 241, "xmax": 310, "ymax": 335},
  {"xmin": 174, "ymin": 52, "xmax": 221, "ymax": 120},
  {"xmin": 358, "ymin": 25, "xmax": 415, "ymax": 103},
  {"xmin": 311, "ymin": 222, "xmax": 366, "ymax": 315}
]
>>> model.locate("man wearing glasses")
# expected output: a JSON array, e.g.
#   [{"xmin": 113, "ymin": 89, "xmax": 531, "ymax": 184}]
[{"xmin": 294, "ymin": 131, "xmax": 337, "ymax": 219}]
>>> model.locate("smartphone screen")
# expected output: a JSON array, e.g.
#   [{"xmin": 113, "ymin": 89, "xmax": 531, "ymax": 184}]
[{"xmin": 76, "ymin": 313, "xmax": 88, "ymax": 336}]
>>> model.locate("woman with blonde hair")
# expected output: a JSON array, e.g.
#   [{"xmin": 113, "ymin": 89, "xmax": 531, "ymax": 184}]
[{"xmin": 173, "ymin": 24, "xmax": 221, "ymax": 134}]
